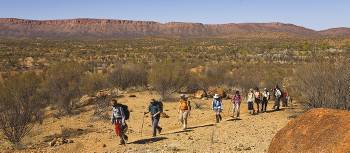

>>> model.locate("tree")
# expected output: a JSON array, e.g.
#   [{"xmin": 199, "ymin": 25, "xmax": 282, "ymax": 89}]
[
  {"xmin": 294, "ymin": 60, "xmax": 350, "ymax": 110},
  {"xmin": 0, "ymin": 72, "xmax": 44, "ymax": 144},
  {"xmin": 42, "ymin": 62, "xmax": 86, "ymax": 114},
  {"xmin": 149, "ymin": 62, "xmax": 189, "ymax": 100}
]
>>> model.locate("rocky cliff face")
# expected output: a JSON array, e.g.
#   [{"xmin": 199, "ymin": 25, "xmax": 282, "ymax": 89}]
[{"xmin": 0, "ymin": 18, "xmax": 348, "ymax": 39}]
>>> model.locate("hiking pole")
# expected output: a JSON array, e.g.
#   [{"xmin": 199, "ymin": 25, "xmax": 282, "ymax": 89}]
[{"xmin": 140, "ymin": 113, "xmax": 146, "ymax": 137}]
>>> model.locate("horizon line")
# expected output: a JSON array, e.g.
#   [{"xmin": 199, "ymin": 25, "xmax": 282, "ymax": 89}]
[{"xmin": 1, "ymin": 17, "xmax": 349, "ymax": 31}]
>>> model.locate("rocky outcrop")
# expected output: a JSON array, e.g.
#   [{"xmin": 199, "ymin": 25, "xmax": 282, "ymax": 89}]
[
  {"xmin": 0, "ymin": 18, "xmax": 334, "ymax": 39},
  {"xmin": 268, "ymin": 108, "xmax": 350, "ymax": 153}
]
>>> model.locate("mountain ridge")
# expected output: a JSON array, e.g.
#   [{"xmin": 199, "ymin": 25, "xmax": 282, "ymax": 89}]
[{"xmin": 1, "ymin": 18, "xmax": 349, "ymax": 39}]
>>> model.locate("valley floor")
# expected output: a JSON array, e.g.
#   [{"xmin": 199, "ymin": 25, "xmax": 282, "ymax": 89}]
[{"xmin": 0, "ymin": 91, "xmax": 302, "ymax": 153}]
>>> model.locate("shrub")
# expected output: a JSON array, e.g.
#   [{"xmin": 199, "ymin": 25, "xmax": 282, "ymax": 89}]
[
  {"xmin": 294, "ymin": 60, "xmax": 349, "ymax": 110},
  {"xmin": 108, "ymin": 64, "xmax": 148, "ymax": 90},
  {"xmin": 42, "ymin": 62, "xmax": 86, "ymax": 114},
  {"xmin": 149, "ymin": 62, "xmax": 190, "ymax": 100},
  {"xmin": 0, "ymin": 72, "xmax": 44, "ymax": 144},
  {"xmin": 80, "ymin": 73, "xmax": 110, "ymax": 95}
]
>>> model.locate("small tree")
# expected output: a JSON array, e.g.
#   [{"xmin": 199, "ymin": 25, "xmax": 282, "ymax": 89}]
[
  {"xmin": 42, "ymin": 62, "xmax": 86, "ymax": 114},
  {"xmin": 149, "ymin": 62, "xmax": 189, "ymax": 100},
  {"xmin": 80, "ymin": 73, "xmax": 110, "ymax": 95},
  {"xmin": 0, "ymin": 72, "xmax": 43, "ymax": 144},
  {"xmin": 294, "ymin": 60, "xmax": 350, "ymax": 110},
  {"xmin": 108, "ymin": 64, "xmax": 148, "ymax": 90}
]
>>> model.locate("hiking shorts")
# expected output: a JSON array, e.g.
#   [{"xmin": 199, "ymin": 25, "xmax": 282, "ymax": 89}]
[
  {"xmin": 179, "ymin": 110, "xmax": 189, "ymax": 122},
  {"xmin": 248, "ymin": 101, "xmax": 254, "ymax": 110},
  {"xmin": 213, "ymin": 108, "xmax": 222, "ymax": 113}
]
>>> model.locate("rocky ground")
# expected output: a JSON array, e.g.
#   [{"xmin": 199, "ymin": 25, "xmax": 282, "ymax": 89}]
[{"xmin": 0, "ymin": 91, "xmax": 302, "ymax": 153}]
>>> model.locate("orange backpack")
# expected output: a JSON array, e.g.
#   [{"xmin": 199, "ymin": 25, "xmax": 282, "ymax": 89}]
[{"xmin": 179, "ymin": 100, "xmax": 189, "ymax": 110}]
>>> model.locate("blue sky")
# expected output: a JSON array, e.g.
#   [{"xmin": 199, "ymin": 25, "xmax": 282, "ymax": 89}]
[{"xmin": 0, "ymin": 0, "xmax": 349, "ymax": 30}]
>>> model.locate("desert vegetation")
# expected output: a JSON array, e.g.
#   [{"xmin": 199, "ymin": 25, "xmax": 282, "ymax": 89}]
[{"xmin": 0, "ymin": 37, "xmax": 349, "ymax": 149}]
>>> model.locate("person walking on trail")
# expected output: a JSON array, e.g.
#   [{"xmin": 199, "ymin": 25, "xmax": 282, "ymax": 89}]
[
  {"xmin": 261, "ymin": 88, "xmax": 270, "ymax": 112},
  {"xmin": 273, "ymin": 85, "xmax": 282, "ymax": 110},
  {"xmin": 247, "ymin": 89, "xmax": 255, "ymax": 115},
  {"xmin": 178, "ymin": 94, "xmax": 191, "ymax": 130},
  {"xmin": 212, "ymin": 94, "xmax": 223, "ymax": 123},
  {"xmin": 231, "ymin": 90, "xmax": 241, "ymax": 118},
  {"xmin": 111, "ymin": 99, "xmax": 129, "ymax": 145},
  {"xmin": 145, "ymin": 99, "xmax": 163, "ymax": 137},
  {"xmin": 282, "ymin": 89, "xmax": 289, "ymax": 107},
  {"xmin": 254, "ymin": 87, "xmax": 261, "ymax": 114}
]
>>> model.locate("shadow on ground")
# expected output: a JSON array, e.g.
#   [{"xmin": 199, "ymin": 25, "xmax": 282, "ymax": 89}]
[
  {"xmin": 130, "ymin": 137, "xmax": 168, "ymax": 144},
  {"xmin": 187, "ymin": 123, "xmax": 214, "ymax": 130},
  {"xmin": 226, "ymin": 118, "xmax": 242, "ymax": 122}
]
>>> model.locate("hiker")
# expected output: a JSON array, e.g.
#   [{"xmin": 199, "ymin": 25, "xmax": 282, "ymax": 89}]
[
  {"xmin": 231, "ymin": 90, "xmax": 241, "ymax": 118},
  {"xmin": 261, "ymin": 88, "xmax": 270, "ymax": 112},
  {"xmin": 178, "ymin": 94, "xmax": 191, "ymax": 130},
  {"xmin": 212, "ymin": 94, "xmax": 223, "ymax": 123},
  {"xmin": 254, "ymin": 87, "xmax": 261, "ymax": 114},
  {"xmin": 282, "ymin": 89, "xmax": 289, "ymax": 107},
  {"xmin": 247, "ymin": 89, "xmax": 255, "ymax": 115},
  {"xmin": 111, "ymin": 99, "xmax": 129, "ymax": 145},
  {"xmin": 145, "ymin": 99, "xmax": 163, "ymax": 137},
  {"xmin": 273, "ymin": 85, "xmax": 282, "ymax": 110}
]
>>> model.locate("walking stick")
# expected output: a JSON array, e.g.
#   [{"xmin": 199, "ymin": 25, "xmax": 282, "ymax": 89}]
[{"xmin": 140, "ymin": 113, "xmax": 145, "ymax": 137}]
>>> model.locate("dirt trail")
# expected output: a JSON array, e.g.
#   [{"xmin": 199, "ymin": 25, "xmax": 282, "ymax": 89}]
[{"xmin": 0, "ymin": 91, "xmax": 301, "ymax": 153}]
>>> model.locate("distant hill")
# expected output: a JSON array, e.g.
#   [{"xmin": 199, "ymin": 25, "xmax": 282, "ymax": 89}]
[
  {"xmin": 319, "ymin": 27, "xmax": 350, "ymax": 37},
  {"xmin": 0, "ymin": 18, "xmax": 349, "ymax": 39}
]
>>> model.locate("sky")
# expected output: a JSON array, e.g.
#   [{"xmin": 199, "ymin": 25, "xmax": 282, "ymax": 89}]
[{"xmin": 0, "ymin": 0, "xmax": 349, "ymax": 30}]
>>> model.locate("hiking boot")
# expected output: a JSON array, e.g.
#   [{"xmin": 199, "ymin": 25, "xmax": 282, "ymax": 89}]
[
  {"xmin": 119, "ymin": 140, "xmax": 126, "ymax": 145},
  {"xmin": 124, "ymin": 135, "xmax": 128, "ymax": 142}
]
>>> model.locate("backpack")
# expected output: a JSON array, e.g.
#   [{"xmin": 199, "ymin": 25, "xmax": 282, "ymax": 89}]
[
  {"xmin": 120, "ymin": 104, "xmax": 130, "ymax": 120},
  {"xmin": 275, "ymin": 89, "xmax": 282, "ymax": 98},
  {"xmin": 179, "ymin": 100, "xmax": 189, "ymax": 110},
  {"xmin": 149, "ymin": 101, "xmax": 163, "ymax": 114},
  {"xmin": 113, "ymin": 104, "xmax": 130, "ymax": 120}
]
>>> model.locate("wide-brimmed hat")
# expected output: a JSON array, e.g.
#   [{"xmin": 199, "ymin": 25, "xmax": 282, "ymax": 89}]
[{"xmin": 213, "ymin": 94, "xmax": 220, "ymax": 99}]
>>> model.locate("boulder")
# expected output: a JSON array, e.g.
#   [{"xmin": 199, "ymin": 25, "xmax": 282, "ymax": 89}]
[
  {"xmin": 78, "ymin": 95, "xmax": 95, "ymax": 106},
  {"xmin": 23, "ymin": 57, "xmax": 34, "ymax": 68},
  {"xmin": 194, "ymin": 90, "xmax": 207, "ymax": 99},
  {"xmin": 268, "ymin": 108, "xmax": 350, "ymax": 153},
  {"xmin": 207, "ymin": 87, "xmax": 227, "ymax": 98}
]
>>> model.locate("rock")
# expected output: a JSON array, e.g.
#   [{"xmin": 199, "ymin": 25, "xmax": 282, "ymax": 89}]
[
  {"xmin": 244, "ymin": 147, "xmax": 251, "ymax": 150},
  {"xmin": 268, "ymin": 108, "xmax": 350, "ymax": 153},
  {"xmin": 23, "ymin": 57, "xmax": 34, "ymax": 68},
  {"xmin": 96, "ymin": 89, "xmax": 111, "ymax": 97},
  {"xmin": 161, "ymin": 112, "xmax": 170, "ymax": 118},
  {"xmin": 129, "ymin": 94, "xmax": 136, "ymax": 97},
  {"xmin": 207, "ymin": 87, "xmax": 227, "ymax": 98},
  {"xmin": 79, "ymin": 95, "xmax": 95, "ymax": 106},
  {"xmin": 102, "ymin": 144, "xmax": 107, "ymax": 147},
  {"xmin": 194, "ymin": 90, "xmax": 207, "ymax": 99},
  {"xmin": 49, "ymin": 139, "xmax": 56, "ymax": 147}
]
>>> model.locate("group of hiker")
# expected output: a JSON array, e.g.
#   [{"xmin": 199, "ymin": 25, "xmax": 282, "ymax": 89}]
[{"xmin": 111, "ymin": 85, "xmax": 290, "ymax": 145}]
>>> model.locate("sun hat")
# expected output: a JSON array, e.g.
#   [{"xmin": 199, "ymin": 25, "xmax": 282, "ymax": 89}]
[{"xmin": 213, "ymin": 94, "xmax": 220, "ymax": 99}]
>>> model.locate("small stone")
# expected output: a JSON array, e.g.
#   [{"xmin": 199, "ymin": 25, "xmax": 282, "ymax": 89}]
[
  {"xmin": 244, "ymin": 147, "xmax": 251, "ymax": 150},
  {"xmin": 103, "ymin": 144, "xmax": 107, "ymax": 147}
]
